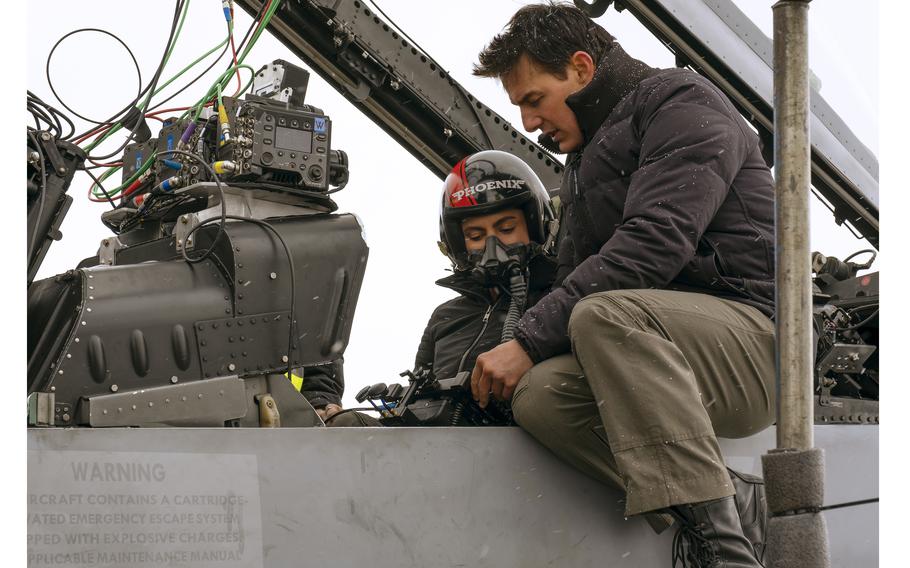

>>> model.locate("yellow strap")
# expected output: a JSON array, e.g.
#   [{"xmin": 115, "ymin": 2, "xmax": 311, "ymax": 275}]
[{"xmin": 284, "ymin": 372, "xmax": 304, "ymax": 392}]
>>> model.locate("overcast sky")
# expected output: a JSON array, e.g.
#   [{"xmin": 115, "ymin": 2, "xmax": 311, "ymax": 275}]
[{"xmin": 26, "ymin": 0, "xmax": 879, "ymax": 409}]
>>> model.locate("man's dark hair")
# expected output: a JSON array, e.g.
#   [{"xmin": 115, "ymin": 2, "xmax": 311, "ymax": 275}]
[{"xmin": 473, "ymin": 2, "xmax": 616, "ymax": 79}]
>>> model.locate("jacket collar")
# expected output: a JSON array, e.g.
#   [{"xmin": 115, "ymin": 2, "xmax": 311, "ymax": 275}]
[
  {"xmin": 436, "ymin": 254, "xmax": 558, "ymax": 301},
  {"xmin": 565, "ymin": 44, "xmax": 659, "ymax": 146},
  {"xmin": 435, "ymin": 272, "xmax": 490, "ymax": 303}
]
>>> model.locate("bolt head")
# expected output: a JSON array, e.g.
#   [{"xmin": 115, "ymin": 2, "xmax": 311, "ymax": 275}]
[
  {"xmin": 111, "ymin": 384, "xmax": 119, "ymax": 392},
  {"xmin": 282, "ymin": 355, "xmax": 289, "ymax": 363},
  {"xmin": 228, "ymin": 363, "xmax": 236, "ymax": 371},
  {"xmin": 171, "ymin": 376, "xmax": 179, "ymax": 384},
  {"xmin": 270, "ymin": 272, "xmax": 278, "ymax": 280}
]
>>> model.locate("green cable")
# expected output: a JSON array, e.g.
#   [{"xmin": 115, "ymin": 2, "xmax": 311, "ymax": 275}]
[
  {"xmin": 137, "ymin": 0, "xmax": 193, "ymax": 111},
  {"xmin": 185, "ymin": 64, "xmax": 255, "ymax": 126},
  {"xmin": 238, "ymin": 0, "xmax": 282, "ymax": 64},
  {"xmin": 149, "ymin": 36, "xmax": 230, "ymax": 104},
  {"xmin": 87, "ymin": 0, "xmax": 285, "ymax": 199},
  {"xmin": 91, "ymin": 154, "xmax": 156, "ymax": 200},
  {"xmin": 186, "ymin": 0, "xmax": 283, "ymax": 120},
  {"xmin": 84, "ymin": 0, "xmax": 193, "ymax": 152},
  {"xmin": 89, "ymin": 0, "xmax": 281, "ymax": 148}
]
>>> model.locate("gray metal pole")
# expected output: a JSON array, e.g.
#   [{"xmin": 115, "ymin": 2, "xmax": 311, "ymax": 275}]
[
  {"xmin": 773, "ymin": 0, "xmax": 813, "ymax": 451},
  {"xmin": 763, "ymin": 2, "xmax": 830, "ymax": 566}
]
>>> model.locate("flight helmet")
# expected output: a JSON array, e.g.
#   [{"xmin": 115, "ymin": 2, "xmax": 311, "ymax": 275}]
[{"xmin": 439, "ymin": 150, "xmax": 557, "ymax": 271}]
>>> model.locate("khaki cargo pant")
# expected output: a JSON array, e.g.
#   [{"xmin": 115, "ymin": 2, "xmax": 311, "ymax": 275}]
[{"xmin": 512, "ymin": 289, "xmax": 775, "ymax": 520}]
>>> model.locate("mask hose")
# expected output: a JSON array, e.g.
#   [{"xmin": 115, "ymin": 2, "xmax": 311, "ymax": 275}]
[{"xmin": 501, "ymin": 269, "xmax": 527, "ymax": 343}]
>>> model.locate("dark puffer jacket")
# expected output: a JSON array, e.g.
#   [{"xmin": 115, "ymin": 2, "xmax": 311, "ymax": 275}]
[
  {"xmin": 300, "ymin": 362, "xmax": 344, "ymax": 409},
  {"xmin": 416, "ymin": 255, "xmax": 556, "ymax": 379},
  {"xmin": 302, "ymin": 256, "xmax": 555, "ymax": 407},
  {"xmin": 515, "ymin": 45, "xmax": 776, "ymax": 363}
]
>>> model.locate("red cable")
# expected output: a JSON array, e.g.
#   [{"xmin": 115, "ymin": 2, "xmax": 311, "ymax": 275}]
[
  {"xmin": 145, "ymin": 100, "xmax": 216, "ymax": 121},
  {"xmin": 122, "ymin": 175, "xmax": 150, "ymax": 199},
  {"xmin": 75, "ymin": 123, "xmax": 110, "ymax": 145},
  {"xmin": 83, "ymin": 1, "xmax": 273, "ymax": 161},
  {"xmin": 88, "ymin": 159, "xmax": 123, "ymax": 168},
  {"xmin": 87, "ymin": 185, "xmax": 116, "ymax": 203},
  {"xmin": 145, "ymin": 105, "xmax": 192, "ymax": 118},
  {"xmin": 229, "ymin": 12, "xmax": 242, "ymax": 96}
]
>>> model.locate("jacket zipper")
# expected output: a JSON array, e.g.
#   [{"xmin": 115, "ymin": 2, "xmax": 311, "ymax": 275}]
[
  {"xmin": 567, "ymin": 153, "xmax": 582, "ymax": 201},
  {"xmin": 572, "ymin": 163, "xmax": 581, "ymax": 201},
  {"xmin": 456, "ymin": 301, "xmax": 496, "ymax": 374}
]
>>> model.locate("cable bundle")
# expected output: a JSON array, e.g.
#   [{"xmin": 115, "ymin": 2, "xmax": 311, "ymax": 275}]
[{"xmin": 34, "ymin": 0, "xmax": 284, "ymax": 205}]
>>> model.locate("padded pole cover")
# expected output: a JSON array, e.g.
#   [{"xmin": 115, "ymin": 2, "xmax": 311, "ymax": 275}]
[
  {"xmin": 762, "ymin": 446, "xmax": 830, "ymax": 567},
  {"xmin": 761, "ymin": 447, "xmax": 825, "ymax": 513},
  {"xmin": 766, "ymin": 513, "xmax": 831, "ymax": 568}
]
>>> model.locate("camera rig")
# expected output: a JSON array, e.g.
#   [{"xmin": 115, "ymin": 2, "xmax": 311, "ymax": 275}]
[{"xmin": 28, "ymin": 60, "xmax": 366, "ymax": 429}]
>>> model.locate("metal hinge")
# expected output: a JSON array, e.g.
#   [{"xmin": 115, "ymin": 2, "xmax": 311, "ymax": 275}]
[{"xmin": 27, "ymin": 392, "xmax": 55, "ymax": 426}]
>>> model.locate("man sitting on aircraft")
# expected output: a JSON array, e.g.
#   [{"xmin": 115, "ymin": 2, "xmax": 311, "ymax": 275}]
[
  {"xmin": 469, "ymin": 3, "xmax": 775, "ymax": 566},
  {"xmin": 321, "ymin": 149, "xmax": 559, "ymax": 427}
]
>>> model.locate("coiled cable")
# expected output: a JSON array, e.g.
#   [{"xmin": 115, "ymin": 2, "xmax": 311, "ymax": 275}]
[{"xmin": 500, "ymin": 270, "xmax": 527, "ymax": 343}]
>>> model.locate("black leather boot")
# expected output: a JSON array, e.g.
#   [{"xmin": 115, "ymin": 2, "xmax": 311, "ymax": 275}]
[
  {"xmin": 727, "ymin": 468, "xmax": 767, "ymax": 563},
  {"xmin": 669, "ymin": 495, "xmax": 763, "ymax": 568}
]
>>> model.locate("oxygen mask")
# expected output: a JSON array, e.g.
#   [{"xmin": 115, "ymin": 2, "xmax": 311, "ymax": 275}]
[{"xmin": 467, "ymin": 236, "xmax": 531, "ymax": 287}]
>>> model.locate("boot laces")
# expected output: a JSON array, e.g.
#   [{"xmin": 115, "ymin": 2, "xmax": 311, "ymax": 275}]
[{"xmin": 672, "ymin": 520, "xmax": 717, "ymax": 568}]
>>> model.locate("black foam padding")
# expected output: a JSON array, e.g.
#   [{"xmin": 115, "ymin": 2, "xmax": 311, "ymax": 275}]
[
  {"xmin": 766, "ymin": 513, "xmax": 831, "ymax": 568},
  {"xmin": 761, "ymin": 448, "xmax": 825, "ymax": 513}
]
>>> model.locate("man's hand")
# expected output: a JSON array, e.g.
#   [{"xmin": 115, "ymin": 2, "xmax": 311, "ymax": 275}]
[
  {"xmin": 315, "ymin": 403, "xmax": 343, "ymax": 422},
  {"xmin": 471, "ymin": 339, "xmax": 533, "ymax": 408}
]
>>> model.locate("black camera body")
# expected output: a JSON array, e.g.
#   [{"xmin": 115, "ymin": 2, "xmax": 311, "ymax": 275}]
[{"xmin": 216, "ymin": 94, "xmax": 344, "ymax": 192}]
